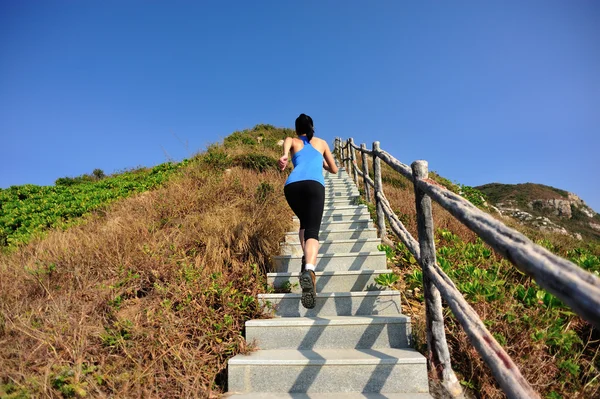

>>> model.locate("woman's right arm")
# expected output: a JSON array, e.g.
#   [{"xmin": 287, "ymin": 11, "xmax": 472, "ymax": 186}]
[
  {"xmin": 278, "ymin": 137, "xmax": 294, "ymax": 171},
  {"xmin": 322, "ymin": 142, "xmax": 338, "ymax": 174}
]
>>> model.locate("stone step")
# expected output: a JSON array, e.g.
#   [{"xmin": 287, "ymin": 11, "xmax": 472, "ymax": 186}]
[
  {"xmin": 285, "ymin": 228, "xmax": 378, "ymax": 242},
  {"xmin": 316, "ymin": 219, "xmax": 375, "ymax": 231},
  {"xmin": 299, "ymin": 206, "xmax": 371, "ymax": 221},
  {"xmin": 294, "ymin": 213, "xmax": 371, "ymax": 225},
  {"xmin": 324, "ymin": 191, "xmax": 360, "ymax": 198},
  {"xmin": 245, "ymin": 315, "xmax": 412, "ymax": 350},
  {"xmin": 227, "ymin": 347, "xmax": 429, "ymax": 393},
  {"xmin": 227, "ymin": 393, "xmax": 432, "ymax": 398},
  {"xmin": 273, "ymin": 251, "xmax": 386, "ymax": 272},
  {"xmin": 268, "ymin": 269, "xmax": 389, "ymax": 293},
  {"xmin": 280, "ymin": 238, "xmax": 381, "ymax": 255},
  {"xmin": 323, "ymin": 183, "xmax": 356, "ymax": 189},
  {"xmin": 323, "ymin": 198, "xmax": 360, "ymax": 207},
  {"xmin": 321, "ymin": 204, "xmax": 369, "ymax": 215},
  {"xmin": 324, "ymin": 173, "xmax": 351, "ymax": 179},
  {"xmin": 259, "ymin": 290, "xmax": 401, "ymax": 317},
  {"xmin": 323, "ymin": 195, "xmax": 360, "ymax": 202},
  {"xmin": 323, "ymin": 177, "xmax": 354, "ymax": 182}
]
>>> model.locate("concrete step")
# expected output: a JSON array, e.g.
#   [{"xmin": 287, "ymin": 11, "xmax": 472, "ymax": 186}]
[
  {"xmin": 245, "ymin": 315, "xmax": 412, "ymax": 350},
  {"xmin": 227, "ymin": 393, "xmax": 432, "ymax": 398},
  {"xmin": 323, "ymin": 198, "xmax": 360, "ymax": 206},
  {"xmin": 324, "ymin": 178, "xmax": 355, "ymax": 183},
  {"xmin": 292, "ymin": 219, "xmax": 373, "ymax": 232},
  {"xmin": 324, "ymin": 190, "xmax": 360, "ymax": 198},
  {"xmin": 324, "ymin": 173, "xmax": 352, "ymax": 179},
  {"xmin": 269, "ymin": 269, "xmax": 389, "ymax": 293},
  {"xmin": 280, "ymin": 238, "xmax": 381, "ymax": 255},
  {"xmin": 324, "ymin": 183, "xmax": 356, "ymax": 189},
  {"xmin": 293, "ymin": 208, "xmax": 370, "ymax": 223},
  {"xmin": 273, "ymin": 251, "xmax": 386, "ymax": 272},
  {"xmin": 321, "ymin": 204, "xmax": 370, "ymax": 215},
  {"xmin": 320, "ymin": 219, "xmax": 375, "ymax": 231},
  {"xmin": 228, "ymin": 347, "xmax": 429, "ymax": 393},
  {"xmin": 285, "ymin": 228, "xmax": 378, "ymax": 242},
  {"xmin": 324, "ymin": 195, "xmax": 360, "ymax": 202},
  {"xmin": 295, "ymin": 213, "xmax": 371, "ymax": 224},
  {"xmin": 259, "ymin": 290, "xmax": 401, "ymax": 317}
]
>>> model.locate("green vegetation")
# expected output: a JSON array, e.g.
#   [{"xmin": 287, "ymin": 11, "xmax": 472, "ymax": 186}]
[
  {"xmin": 224, "ymin": 123, "xmax": 294, "ymax": 150},
  {"xmin": 0, "ymin": 125, "xmax": 293, "ymax": 397},
  {"xmin": 476, "ymin": 182, "xmax": 569, "ymax": 205},
  {"xmin": 373, "ymin": 163, "xmax": 599, "ymax": 397},
  {"xmin": 0, "ymin": 161, "xmax": 188, "ymax": 249},
  {"xmin": 3, "ymin": 124, "xmax": 597, "ymax": 398},
  {"xmin": 429, "ymin": 171, "xmax": 487, "ymax": 207},
  {"xmin": 383, "ymin": 229, "xmax": 599, "ymax": 398},
  {"xmin": 374, "ymin": 272, "xmax": 400, "ymax": 288}
]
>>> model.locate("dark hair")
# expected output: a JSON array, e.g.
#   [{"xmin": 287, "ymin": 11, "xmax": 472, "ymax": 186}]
[{"xmin": 295, "ymin": 113, "xmax": 314, "ymax": 142}]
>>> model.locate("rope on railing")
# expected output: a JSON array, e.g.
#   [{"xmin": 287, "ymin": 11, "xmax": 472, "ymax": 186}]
[{"xmin": 333, "ymin": 136, "xmax": 600, "ymax": 399}]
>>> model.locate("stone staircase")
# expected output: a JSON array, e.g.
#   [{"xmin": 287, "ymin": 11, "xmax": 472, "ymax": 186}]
[{"xmin": 226, "ymin": 168, "xmax": 432, "ymax": 398}]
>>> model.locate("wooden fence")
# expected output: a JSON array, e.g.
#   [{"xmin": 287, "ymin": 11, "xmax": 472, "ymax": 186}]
[{"xmin": 336, "ymin": 137, "xmax": 600, "ymax": 399}]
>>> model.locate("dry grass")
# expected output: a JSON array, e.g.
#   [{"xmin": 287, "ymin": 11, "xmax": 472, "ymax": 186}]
[{"xmin": 0, "ymin": 159, "xmax": 292, "ymax": 398}]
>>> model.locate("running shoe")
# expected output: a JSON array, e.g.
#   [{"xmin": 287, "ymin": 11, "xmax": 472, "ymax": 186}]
[{"xmin": 299, "ymin": 269, "xmax": 317, "ymax": 309}]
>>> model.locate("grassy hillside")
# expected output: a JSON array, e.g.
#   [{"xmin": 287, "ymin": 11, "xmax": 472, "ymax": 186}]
[
  {"xmin": 476, "ymin": 182, "xmax": 600, "ymax": 241},
  {"xmin": 0, "ymin": 162, "xmax": 187, "ymax": 249},
  {"xmin": 2, "ymin": 126, "xmax": 598, "ymax": 398},
  {"xmin": 476, "ymin": 182, "xmax": 569, "ymax": 204},
  {"xmin": 359, "ymin": 160, "xmax": 600, "ymax": 398},
  {"xmin": 0, "ymin": 125, "xmax": 293, "ymax": 398}
]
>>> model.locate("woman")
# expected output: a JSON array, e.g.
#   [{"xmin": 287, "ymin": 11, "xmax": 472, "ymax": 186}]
[{"xmin": 278, "ymin": 114, "xmax": 338, "ymax": 309}]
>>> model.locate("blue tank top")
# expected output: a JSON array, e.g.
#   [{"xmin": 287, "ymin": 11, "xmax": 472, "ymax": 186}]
[{"xmin": 285, "ymin": 136, "xmax": 325, "ymax": 186}]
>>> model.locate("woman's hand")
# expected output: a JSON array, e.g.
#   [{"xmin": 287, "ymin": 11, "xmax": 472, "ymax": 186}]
[{"xmin": 278, "ymin": 155, "xmax": 289, "ymax": 171}]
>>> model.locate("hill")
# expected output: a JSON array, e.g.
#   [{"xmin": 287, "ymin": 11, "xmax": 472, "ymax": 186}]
[
  {"xmin": 1, "ymin": 126, "xmax": 598, "ymax": 398},
  {"xmin": 475, "ymin": 182, "xmax": 600, "ymax": 241}
]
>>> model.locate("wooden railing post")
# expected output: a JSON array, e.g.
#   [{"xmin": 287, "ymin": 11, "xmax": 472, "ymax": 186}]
[
  {"xmin": 372, "ymin": 142, "xmax": 387, "ymax": 242},
  {"xmin": 344, "ymin": 140, "xmax": 350, "ymax": 175},
  {"xmin": 360, "ymin": 143, "xmax": 371, "ymax": 203},
  {"xmin": 340, "ymin": 140, "xmax": 346, "ymax": 171},
  {"xmin": 349, "ymin": 138, "xmax": 359, "ymax": 185},
  {"xmin": 334, "ymin": 137, "xmax": 340, "ymax": 163},
  {"xmin": 412, "ymin": 160, "xmax": 463, "ymax": 398}
]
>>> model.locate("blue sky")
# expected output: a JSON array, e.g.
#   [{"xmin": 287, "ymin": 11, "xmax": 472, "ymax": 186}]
[{"xmin": 1, "ymin": 1, "xmax": 599, "ymax": 211}]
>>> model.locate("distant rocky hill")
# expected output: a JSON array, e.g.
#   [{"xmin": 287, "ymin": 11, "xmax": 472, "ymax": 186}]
[{"xmin": 475, "ymin": 183, "xmax": 600, "ymax": 241}]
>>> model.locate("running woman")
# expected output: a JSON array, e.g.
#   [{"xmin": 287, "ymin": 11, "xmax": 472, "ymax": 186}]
[{"xmin": 278, "ymin": 114, "xmax": 338, "ymax": 309}]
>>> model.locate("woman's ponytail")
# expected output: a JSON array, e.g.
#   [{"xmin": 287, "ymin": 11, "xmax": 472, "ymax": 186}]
[{"xmin": 295, "ymin": 113, "xmax": 315, "ymax": 142}]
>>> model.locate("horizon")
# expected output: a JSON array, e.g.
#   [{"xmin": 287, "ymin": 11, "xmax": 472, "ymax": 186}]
[{"xmin": 1, "ymin": 1, "xmax": 599, "ymax": 212}]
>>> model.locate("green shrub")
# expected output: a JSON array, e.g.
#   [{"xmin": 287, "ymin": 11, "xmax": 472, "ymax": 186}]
[
  {"xmin": 234, "ymin": 153, "xmax": 277, "ymax": 173},
  {"xmin": 460, "ymin": 185, "xmax": 487, "ymax": 207},
  {"xmin": 201, "ymin": 146, "xmax": 232, "ymax": 170}
]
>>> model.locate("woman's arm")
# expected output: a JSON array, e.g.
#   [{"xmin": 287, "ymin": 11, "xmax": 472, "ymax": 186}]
[
  {"xmin": 278, "ymin": 137, "xmax": 294, "ymax": 171},
  {"xmin": 322, "ymin": 142, "xmax": 338, "ymax": 174}
]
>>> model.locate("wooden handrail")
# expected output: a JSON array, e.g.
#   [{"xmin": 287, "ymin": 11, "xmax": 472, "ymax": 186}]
[{"xmin": 334, "ymin": 136, "xmax": 600, "ymax": 399}]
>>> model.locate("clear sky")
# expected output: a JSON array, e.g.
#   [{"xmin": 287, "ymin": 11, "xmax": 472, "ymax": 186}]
[{"xmin": 1, "ymin": 1, "xmax": 599, "ymax": 211}]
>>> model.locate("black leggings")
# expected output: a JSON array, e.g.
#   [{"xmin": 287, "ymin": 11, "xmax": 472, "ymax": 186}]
[{"xmin": 284, "ymin": 181, "xmax": 325, "ymax": 242}]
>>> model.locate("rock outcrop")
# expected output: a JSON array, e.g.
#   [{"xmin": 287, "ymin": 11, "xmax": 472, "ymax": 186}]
[{"xmin": 525, "ymin": 193, "xmax": 596, "ymax": 220}]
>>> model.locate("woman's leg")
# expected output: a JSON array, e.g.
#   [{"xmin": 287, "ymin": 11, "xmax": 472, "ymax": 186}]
[
  {"xmin": 299, "ymin": 229, "xmax": 305, "ymax": 252},
  {"xmin": 304, "ymin": 238, "xmax": 319, "ymax": 266},
  {"xmin": 302, "ymin": 181, "xmax": 325, "ymax": 268},
  {"xmin": 285, "ymin": 183, "xmax": 307, "ymax": 271}
]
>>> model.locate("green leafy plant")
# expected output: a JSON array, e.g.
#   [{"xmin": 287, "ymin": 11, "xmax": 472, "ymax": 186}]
[
  {"xmin": 0, "ymin": 160, "xmax": 188, "ymax": 249},
  {"xmin": 377, "ymin": 244, "xmax": 395, "ymax": 260},
  {"xmin": 374, "ymin": 272, "xmax": 400, "ymax": 288}
]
